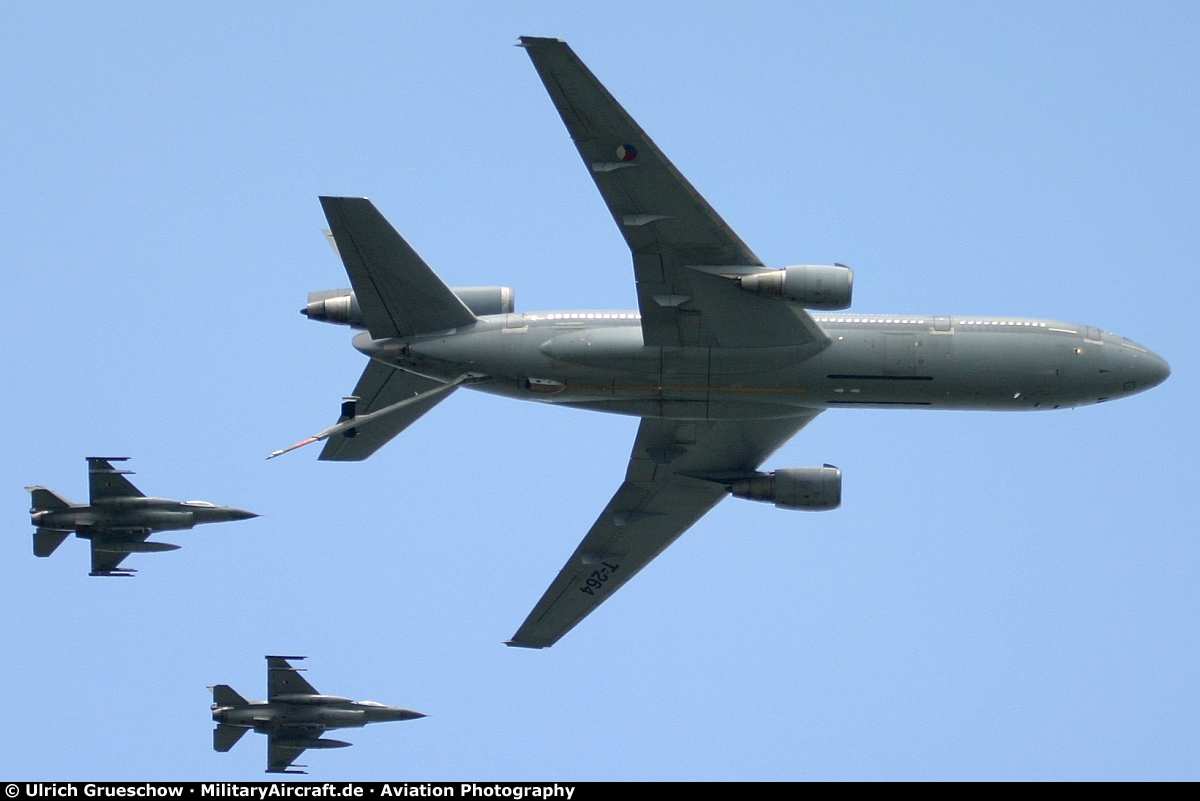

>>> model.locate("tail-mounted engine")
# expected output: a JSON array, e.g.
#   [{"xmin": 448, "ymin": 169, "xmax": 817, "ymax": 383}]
[
  {"xmin": 302, "ymin": 286, "xmax": 515, "ymax": 327},
  {"xmin": 736, "ymin": 264, "xmax": 853, "ymax": 310},
  {"xmin": 728, "ymin": 466, "xmax": 842, "ymax": 511}
]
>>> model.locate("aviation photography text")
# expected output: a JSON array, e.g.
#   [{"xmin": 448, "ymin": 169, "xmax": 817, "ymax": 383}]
[{"xmin": 12, "ymin": 785, "xmax": 580, "ymax": 801}]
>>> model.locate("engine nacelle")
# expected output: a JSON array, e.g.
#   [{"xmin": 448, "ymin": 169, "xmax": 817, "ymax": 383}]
[
  {"xmin": 302, "ymin": 286, "xmax": 515, "ymax": 327},
  {"xmin": 728, "ymin": 466, "xmax": 841, "ymax": 511},
  {"xmin": 737, "ymin": 264, "xmax": 853, "ymax": 310},
  {"xmin": 450, "ymin": 286, "xmax": 516, "ymax": 317}
]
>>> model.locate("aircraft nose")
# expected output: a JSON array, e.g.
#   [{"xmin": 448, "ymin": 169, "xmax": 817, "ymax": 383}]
[
  {"xmin": 219, "ymin": 507, "xmax": 260, "ymax": 522},
  {"xmin": 381, "ymin": 707, "xmax": 426, "ymax": 721},
  {"xmin": 1112, "ymin": 340, "xmax": 1170, "ymax": 395},
  {"xmin": 1141, "ymin": 351, "xmax": 1171, "ymax": 389}
]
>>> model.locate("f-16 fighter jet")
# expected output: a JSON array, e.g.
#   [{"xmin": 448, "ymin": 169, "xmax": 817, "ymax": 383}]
[
  {"xmin": 283, "ymin": 38, "xmax": 1169, "ymax": 648},
  {"xmin": 26, "ymin": 457, "xmax": 258, "ymax": 576},
  {"xmin": 211, "ymin": 656, "xmax": 426, "ymax": 774}
]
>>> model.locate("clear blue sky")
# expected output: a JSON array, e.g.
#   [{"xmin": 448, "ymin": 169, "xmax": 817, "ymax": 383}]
[{"xmin": 2, "ymin": 2, "xmax": 1195, "ymax": 781}]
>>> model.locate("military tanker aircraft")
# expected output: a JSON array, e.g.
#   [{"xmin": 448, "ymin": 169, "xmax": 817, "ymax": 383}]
[
  {"xmin": 276, "ymin": 37, "xmax": 1169, "ymax": 648},
  {"xmin": 27, "ymin": 457, "xmax": 258, "ymax": 576}
]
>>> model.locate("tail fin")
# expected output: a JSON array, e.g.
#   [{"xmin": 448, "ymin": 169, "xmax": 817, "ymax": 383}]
[
  {"xmin": 28, "ymin": 487, "xmax": 71, "ymax": 511},
  {"xmin": 211, "ymin": 685, "xmax": 250, "ymax": 708},
  {"xmin": 213, "ymin": 724, "xmax": 249, "ymax": 753},
  {"xmin": 319, "ymin": 197, "xmax": 477, "ymax": 340},
  {"xmin": 33, "ymin": 528, "xmax": 71, "ymax": 558}
]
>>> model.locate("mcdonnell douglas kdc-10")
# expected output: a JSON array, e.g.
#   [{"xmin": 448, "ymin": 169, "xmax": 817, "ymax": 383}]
[{"xmin": 275, "ymin": 37, "xmax": 1169, "ymax": 648}]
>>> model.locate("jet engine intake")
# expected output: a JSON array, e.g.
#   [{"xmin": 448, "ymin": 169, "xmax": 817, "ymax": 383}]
[
  {"xmin": 737, "ymin": 264, "xmax": 853, "ymax": 310},
  {"xmin": 302, "ymin": 286, "xmax": 515, "ymax": 327},
  {"xmin": 728, "ymin": 466, "xmax": 842, "ymax": 511}
]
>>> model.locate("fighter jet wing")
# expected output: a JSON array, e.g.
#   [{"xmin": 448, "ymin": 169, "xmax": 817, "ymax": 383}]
[
  {"xmin": 87, "ymin": 457, "xmax": 143, "ymax": 502},
  {"xmin": 89, "ymin": 533, "xmax": 146, "ymax": 576},
  {"xmin": 319, "ymin": 361, "xmax": 456, "ymax": 461},
  {"xmin": 507, "ymin": 412, "xmax": 821, "ymax": 648},
  {"xmin": 267, "ymin": 656, "xmax": 319, "ymax": 699},
  {"xmin": 519, "ymin": 37, "xmax": 827, "ymax": 350},
  {"xmin": 267, "ymin": 729, "xmax": 321, "ymax": 774}
]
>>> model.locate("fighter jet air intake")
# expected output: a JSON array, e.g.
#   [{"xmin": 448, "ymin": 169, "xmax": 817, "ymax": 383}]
[
  {"xmin": 26, "ymin": 457, "xmax": 258, "ymax": 576},
  {"xmin": 211, "ymin": 656, "xmax": 426, "ymax": 774},
  {"xmin": 279, "ymin": 37, "xmax": 1169, "ymax": 648}
]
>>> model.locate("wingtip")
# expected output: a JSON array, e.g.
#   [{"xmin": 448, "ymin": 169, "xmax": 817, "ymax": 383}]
[
  {"xmin": 503, "ymin": 639, "xmax": 546, "ymax": 650},
  {"xmin": 515, "ymin": 36, "xmax": 565, "ymax": 48}
]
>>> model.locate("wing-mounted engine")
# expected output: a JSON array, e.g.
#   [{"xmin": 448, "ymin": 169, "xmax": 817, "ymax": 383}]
[
  {"xmin": 728, "ymin": 465, "xmax": 842, "ymax": 511},
  {"xmin": 736, "ymin": 264, "xmax": 853, "ymax": 310},
  {"xmin": 302, "ymin": 286, "xmax": 515, "ymax": 328}
]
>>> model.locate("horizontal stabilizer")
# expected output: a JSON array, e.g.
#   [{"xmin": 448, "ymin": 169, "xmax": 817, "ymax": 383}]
[
  {"xmin": 28, "ymin": 487, "xmax": 71, "ymax": 511},
  {"xmin": 319, "ymin": 196, "xmax": 477, "ymax": 340},
  {"xmin": 33, "ymin": 528, "xmax": 70, "ymax": 557},
  {"xmin": 320, "ymin": 362, "xmax": 457, "ymax": 461},
  {"xmin": 213, "ymin": 723, "xmax": 249, "ymax": 753},
  {"xmin": 212, "ymin": 684, "xmax": 250, "ymax": 708}
]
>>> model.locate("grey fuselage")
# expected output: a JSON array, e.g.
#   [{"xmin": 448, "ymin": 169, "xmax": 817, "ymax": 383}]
[
  {"xmin": 213, "ymin": 696, "xmax": 424, "ymax": 731},
  {"xmin": 353, "ymin": 311, "xmax": 1170, "ymax": 418},
  {"xmin": 34, "ymin": 497, "xmax": 257, "ymax": 535}
]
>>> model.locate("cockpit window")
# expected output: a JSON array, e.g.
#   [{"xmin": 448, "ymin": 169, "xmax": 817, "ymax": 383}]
[{"xmin": 182, "ymin": 500, "xmax": 216, "ymax": 507}]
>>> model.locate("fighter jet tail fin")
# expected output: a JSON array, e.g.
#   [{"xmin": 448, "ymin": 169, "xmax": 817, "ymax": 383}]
[
  {"xmin": 319, "ymin": 197, "xmax": 478, "ymax": 340},
  {"xmin": 28, "ymin": 487, "xmax": 71, "ymax": 511},
  {"xmin": 211, "ymin": 684, "xmax": 250, "ymax": 708},
  {"xmin": 33, "ymin": 528, "xmax": 70, "ymax": 557},
  {"xmin": 213, "ymin": 723, "xmax": 249, "ymax": 753}
]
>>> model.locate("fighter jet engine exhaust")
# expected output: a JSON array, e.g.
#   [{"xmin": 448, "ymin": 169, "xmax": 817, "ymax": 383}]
[
  {"xmin": 728, "ymin": 466, "xmax": 842, "ymax": 510},
  {"xmin": 736, "ymin": 264, "xmax": 853, "ymax": 309}
]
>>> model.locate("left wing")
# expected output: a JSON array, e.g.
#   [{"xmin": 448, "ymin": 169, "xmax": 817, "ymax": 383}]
[
  {"xmin": 507, "ymin": 412, "xmax": 821, "ymax": 648},
  {"xmin": 87, "ymin": 457, "xmax": 142, "ymax": 502},
  {"xmin": 89, "ymin": 532, "xmax": 149, "ymax": 576},
  {"xmin": 267, "ymin": 729, "xmax": 322, "ymax": 774}
]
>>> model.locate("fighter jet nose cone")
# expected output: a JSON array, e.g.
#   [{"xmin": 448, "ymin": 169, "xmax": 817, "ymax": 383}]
[
  {"xmin": 300, "ymin": 307, "xmax": 310, "ymax": 317},
  {"xmin": 227, "ymin": 508, "xmax": 260, "ymax": 521},
  {"xmin": 384, "ymin": 708, "xmax": 426, "ymax": 721}
]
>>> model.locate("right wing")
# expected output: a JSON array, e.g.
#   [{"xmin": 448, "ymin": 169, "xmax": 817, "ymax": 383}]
[
  {"xmin": 319, "ymin": 361, "xmax": 457, "ymax": 461},
  {"xmin": 267, "ymin": 656, "xmax": 319, "ymax": 699},
  {"xmin": 87, "ymin": 457, "xmax": 143, "ymax": 502},
  {"xmin": 507, "ymin": 412, "xmax": 821, "ymax": 648},
  {"xmin": 519, "ymin": 37, "xmax": 827, "ymax": 350}
]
